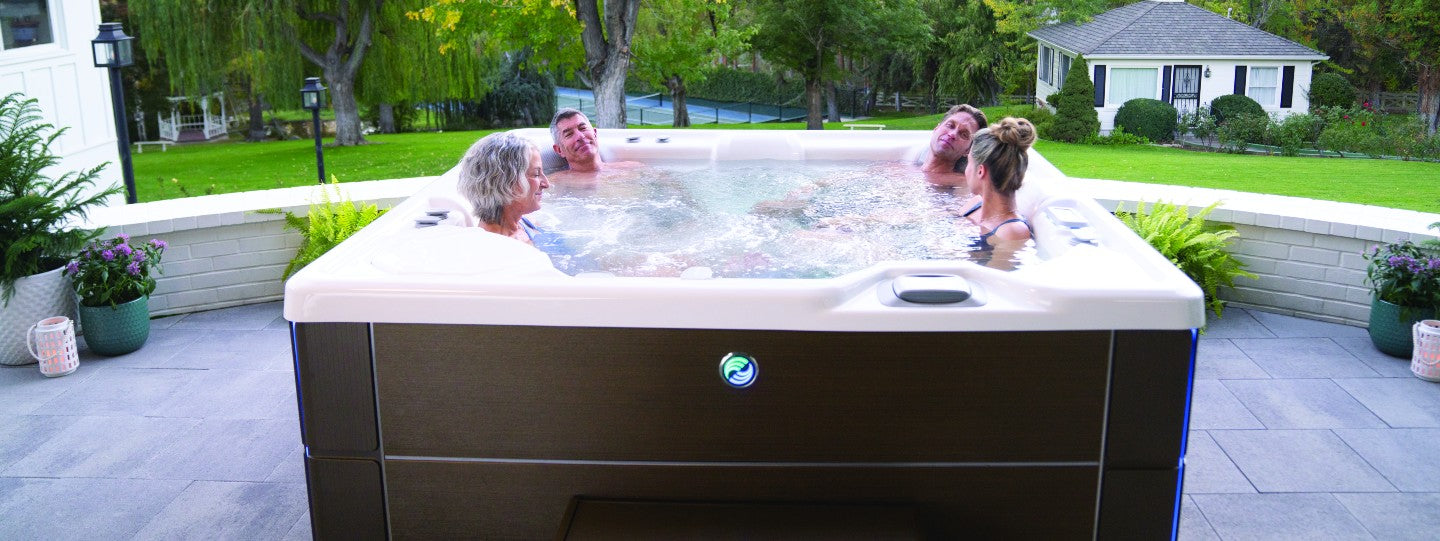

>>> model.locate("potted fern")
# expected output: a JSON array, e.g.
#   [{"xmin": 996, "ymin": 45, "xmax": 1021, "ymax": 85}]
[
  {"xmin": 1116, "ymin": 201, "xmax": 1256, "ymax": 325},
  {"xmin": 265, "ymin": 179, "xmax": 387, "ymax": 279},
  {"xmin": 1, "ymin": 93, "xmax": 121, "ymax": 366}
]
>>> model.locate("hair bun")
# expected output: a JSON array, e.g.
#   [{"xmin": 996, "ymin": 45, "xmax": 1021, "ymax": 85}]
[{"xmin": 993, "ymin": 117, "xmax": 1036, "ymax": 149}]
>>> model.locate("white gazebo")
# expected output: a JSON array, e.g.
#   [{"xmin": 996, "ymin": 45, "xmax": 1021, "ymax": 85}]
[
  {"xmin": 1028, "ymin": 0, "xmax": 1328, "ymax": 132},
  {"xmin": 158, "ymin": 92, "xmax": 229, "ymax": 142}
]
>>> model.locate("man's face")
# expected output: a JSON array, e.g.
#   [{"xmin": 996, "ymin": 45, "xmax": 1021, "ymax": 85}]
[
  {"xmin": 553, "ymin": 114, "xmax": 599, "ymax": 164},
  {"xmin": 929, "ymin": 113, "xmax": 979, "ymax": 161}
]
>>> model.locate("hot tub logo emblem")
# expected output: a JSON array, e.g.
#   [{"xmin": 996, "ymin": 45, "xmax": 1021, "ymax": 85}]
[{"xmin": 720, "ymin": 353, "xmax": 757, "ymax": 388}]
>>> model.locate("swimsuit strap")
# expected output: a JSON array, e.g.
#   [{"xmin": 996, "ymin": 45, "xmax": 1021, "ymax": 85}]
[
  {"xmin": 976, "ymin": 217, "xmax": 1032, "ymax": 246},
  {"xmin": 520, "ymin": 217, "xmax": 541, "ymax": 242},
  {"xmin": 961, "ymin": 200, "xmax": 983, "ymax": 217}
]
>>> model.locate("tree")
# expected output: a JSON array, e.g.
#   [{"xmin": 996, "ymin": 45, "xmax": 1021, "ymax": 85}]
[
  {"xmin": 632, "ymin": 0, "xmax": 752, "ymax": 127},
  {"xmin": 750, "ymin": 0, "xmax": 928, "ymax": 129},
  {"xmin": 131, "ymin": 0, "xmax": 387, "ymax": 146},
  {"xmin": 411, "ymin": 0, "xmax": 639, "ymax": 128},
  {"xmin": 1347, "ymin": 0, "xmax": 1440, "ymax": 134},
  {"xmin": 913, "ymin": 0, "xmax": 1013, "ymax": 107},
  {"xmin": 1048, "ymin": 55, "xmax": 1098, "ymax": 142}
]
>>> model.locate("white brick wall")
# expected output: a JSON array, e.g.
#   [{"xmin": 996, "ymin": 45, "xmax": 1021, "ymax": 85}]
[
  {"xmin": 1079, "ymin": 177, "xmax": 1440, "ymax": 327},
  {"xmin": 83, "ymin": 177, "xmax": 434, "ymax": 317},
  {"xmin": 81, "ymin": 174, "xmax": 1439, "ymax": 328}
]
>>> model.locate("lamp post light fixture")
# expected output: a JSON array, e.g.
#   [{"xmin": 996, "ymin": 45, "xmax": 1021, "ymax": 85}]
[
  {"xmin": 1204, "ymin": 66, "xmax": 1212, "ymax": 79},
  {"xmin": 301, "ymin": 77, "xmax": 326, "ymax": 184},
  {"xmin": 92, "ymin": 22, "xmax": 137, "ymax": 203}
]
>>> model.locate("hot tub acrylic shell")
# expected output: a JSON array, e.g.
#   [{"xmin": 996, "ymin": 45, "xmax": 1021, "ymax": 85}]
[{"xmin": 284, "ymin": 129, "xmax": 1202, "ymax": 540}]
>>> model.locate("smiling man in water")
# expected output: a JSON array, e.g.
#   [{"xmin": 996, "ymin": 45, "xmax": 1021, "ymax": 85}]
[{"xmin": 549, "ymin": 108, "xmax": 607, "ymax": 173}]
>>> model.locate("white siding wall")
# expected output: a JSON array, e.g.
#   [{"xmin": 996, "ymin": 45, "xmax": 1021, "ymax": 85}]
[
  {"xmin": 1, "ymin": 1, "xmax": 124, "ymax": 206},
  {"xmin": 1032, "ymin": 39, "xmax": 1318, "ymax": 134}
]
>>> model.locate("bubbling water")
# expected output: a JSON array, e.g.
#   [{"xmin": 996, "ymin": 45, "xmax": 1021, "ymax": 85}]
[{"xmin": 532, "ymin": 160, "xmax": 1038, "ymax": 278}]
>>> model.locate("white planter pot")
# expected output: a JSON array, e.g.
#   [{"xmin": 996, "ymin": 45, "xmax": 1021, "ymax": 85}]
[{"xmin": 0, "ymin": 266, "xmax": 77, "ymax": 366}]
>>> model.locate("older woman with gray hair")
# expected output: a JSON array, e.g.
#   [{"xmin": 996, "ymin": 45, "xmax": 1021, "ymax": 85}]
[{"xmin": 457, "ymin": 132, "xmax": 551, "ymax": 246}]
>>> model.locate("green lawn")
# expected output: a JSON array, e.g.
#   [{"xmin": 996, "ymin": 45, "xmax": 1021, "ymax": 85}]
[{"xmin": 133, "ymin": 106, "xmax": 1440, "ymax": 212}]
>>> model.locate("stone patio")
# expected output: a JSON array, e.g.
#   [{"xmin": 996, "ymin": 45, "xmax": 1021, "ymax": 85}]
[{"xmin": 2, "ymin": 302, "xmax": 1438, "ymax": 539}]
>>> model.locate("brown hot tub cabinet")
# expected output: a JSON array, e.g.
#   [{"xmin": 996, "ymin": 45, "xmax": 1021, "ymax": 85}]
[{"xmin": 291, "ymin": 323, "xmax": 1195, "ymax": 539}]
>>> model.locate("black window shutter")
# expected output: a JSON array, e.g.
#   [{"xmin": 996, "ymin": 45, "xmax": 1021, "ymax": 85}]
[
  {"xmin": 1162, "ymin": 66, "xmax": 1173, "ymax": 102},
  {"xmin": 1234, "ymin": 65, "xmax": 1247, "ymax": 95},
  {"xmin": 1094, "ymin": 64, "xmax": 1106, "ymax": 107},
  {"xmin": 1280, "ymin": 65, "xmax": 1295, "ymax": 108}
]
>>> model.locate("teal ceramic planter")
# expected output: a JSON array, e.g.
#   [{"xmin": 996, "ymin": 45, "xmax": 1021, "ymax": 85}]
[
  {"xmin": 1369, "ymin": 297, "xmax": 1435, "ymax": 358},
  {"xmin": 79, "ymin": 296, "xmax": 150, "ymax": 356}
]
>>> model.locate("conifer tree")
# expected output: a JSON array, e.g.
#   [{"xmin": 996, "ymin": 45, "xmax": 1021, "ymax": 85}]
[{"xmin": 1048, "ymin": 55, "xmax": 1099, "ymax": 142}]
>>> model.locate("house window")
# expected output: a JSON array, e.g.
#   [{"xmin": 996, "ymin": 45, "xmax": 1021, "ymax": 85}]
[
  {"xmin": 1108, "ymin": 67, "xmax": 1158, "ymax": 106},
  {"xmin": 1039, "ymin": 45, "xmax": 1054, "ymax": 85},
  {"xmin": 1058, "ymin": 55, "xmax": 1072, "ymax": 87},
  {"xmin": 1247, "ymin": 67, "xmax": 1279, "ymax": 106},
  {"xmin": 0, "ymin": 0, "xmax": 53, "ymax": 51}
]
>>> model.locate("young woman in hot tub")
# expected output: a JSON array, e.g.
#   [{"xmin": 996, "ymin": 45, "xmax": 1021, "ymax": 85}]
[{"xmin": 958, "ymin": 117, "xmax": 1036, "ymax": 248}]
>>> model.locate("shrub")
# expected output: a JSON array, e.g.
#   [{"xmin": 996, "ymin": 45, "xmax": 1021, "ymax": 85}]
[
  {"xmin": 1179, "ymin": 106, "xmax": 1218, "ymax": 145},
  {"xmin": 1026, "ymin": 105, "xmax": 1056, "ymax": 139},
  {"xmin": 688, "ymin": 67, "xmax": 805, "ymax": 105},
  {"xmin": 1048, "ymin": 55, "xmax": 1100, "ymax": 142},
  {"xmin": 1268, "ymin": 113, "xmax": 1323, "ymax": 156},
  {"xmin": 1116, "ymin": 201, "xmax": 1256, "ymax": 321},
  {"xmin": 1114, "ymin": 98, "xmax": 1178, "ymax": 143},
  {"xmin": 1307, "ymin": 73, "xmax": 1355, "ymax": 109},
  {"xmin": 1210, "ymin": 94, "xmax": 1264, "ymax": 125},
  {"xmin": 264, "ymin": 180, "xmax": 388, "ymax": 279},
  {"xmin": 1215, "ymin": 112, "xmax": 1269, "ymax": 153},
  {"xmin": 1082, "ymin": 126, "xmax": 1151, "ymax": 146}
]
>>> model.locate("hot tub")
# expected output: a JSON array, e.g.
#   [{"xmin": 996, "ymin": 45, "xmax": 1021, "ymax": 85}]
[{"xmin": 284, "ymin": 128, "xmax": 1203, "ymax": 540}]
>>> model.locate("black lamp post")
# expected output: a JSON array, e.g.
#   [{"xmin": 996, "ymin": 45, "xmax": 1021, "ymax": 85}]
[
  {"xmin": 92, "ymin": 22, "xmax": 136, "ymax": 203},
  {"xmin": 301, "ymin": 77, "xmax": 326, "ymax": 184}
]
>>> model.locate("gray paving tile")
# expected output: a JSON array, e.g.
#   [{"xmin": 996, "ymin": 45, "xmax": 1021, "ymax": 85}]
[
  {"xmin": 137, "ymin": 419, "xmax": 298, "ymax": 482},
  {"xmin": 0, "ymin": 363, "xmax": 100, "ymax": 415},
  {"xmin": 1334, "ymin": 428, "xmax": 1440, "ymax": 492},
  {"xmin": 1177, "ymin": 495, "xmax": 1220, "ymax": 540},
  {"xmin": 33, "ymin": 367, "xmax": 203, "ymax": 417},
  {"xmin": 284, "ymin": 512, "xmax": 313, "ymax": 541},
  {"xmin": 266, "ymin": 350, "xmax": 297, "ymax": 372},
  {"xmin": 1, "ymin": 416, "xmax": 199, "ymax": 478},
  {"xmin": 1333, "ymin": 492, "xmax": 1440, "ymax": 541},
  {"xmin": 150, "ymin": 369, "xmax": 297, "ymax": 420},
  {"xmin": 1335, "ymin": 377, "xmax": 1440, "ymax": 428},
  {"xmin": 1224, "ymin": 379, "xmax": 1386, "ymax": 429},
  {"xmin": 1334, "ymin": 336, "xmax": 1415, "ymax": 377},
  {"xmin": 1249, "ymin": 309, "xmax": 1371, "ymax": 339},
  {"xmin": 1231, "ymin": 337, "xmax": 1380, "ymax": 378},
  {"xmin": 1201, "ymin": 308, "xmax": 1276, "ymax": 339},
  {"xmin": 1190, "ymin": 380, "xmax": 1265, "ymax": 430},
  {"xmin": 1209, "ymin": 430, "xmax": 1395, "ymax": 492},
  {"xmin": 1195, "ymin": 338, "xmax": 1269, "ymax": 380},
  {"xmin": 1182, "ymin": 431, "xmax": 1255, "ymax": 494},
  {"xmin": 149, "ymin": 314, "xmax": 184, "ymax": 330},
  {"xmin": 0, "ymin": 415, "xmax": 80, "ymax": 471},
  {"xmin": 169, "ymin": 301, "xmax": 283, "ymax": 331},
  {"xmin": 194, "ymin": 328, "xmax": 293, "ymax": 357},
  {"xmin": 162, "ymin": 349, "xmax": 274, "ymax": 370},
  {"xmin": 266, "ymin": 315, "xmax": 291, "ymax": 331},
  {"xmin": 1191, "ymin": 493, "xmax": 1374, "ymax": 541},
  {"xmin": 132, "ymin": 481, "xmax": 308, "ymax": 540},
  {"xmin": 0, "ymin": 477, "xmax": 190, "ymax": 541},
  {"xmin": 76, "ymin": 328, "xmax": 205, "ymax": 368},
  {"xmin": 266, "ymin": 445, "xmax": 306, "ymax": 483}
]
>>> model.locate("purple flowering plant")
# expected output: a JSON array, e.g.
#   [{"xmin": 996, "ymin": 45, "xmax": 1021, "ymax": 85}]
[
  {"xmin": 64, "ymin": 234, "xmax": 167, "ymax": 307},
  {"xmin": 1364, "ymin": 240, "xmax": 1440, "ymax": 313}
]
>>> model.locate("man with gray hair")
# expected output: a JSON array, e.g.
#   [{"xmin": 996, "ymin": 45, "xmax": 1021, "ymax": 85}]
[{"xmin": 549, "ymin": 108, "xmax": 605, "ymax": 173}]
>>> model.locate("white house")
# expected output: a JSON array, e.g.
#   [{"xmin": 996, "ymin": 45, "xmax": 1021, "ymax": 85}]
[
  {"xmin": 1, "ymin": 0, "xmax": 124, "ymax": 204},
  {"xmin": 1028, "ymin": 0, "xmax": 1328, "ymax": 133}
]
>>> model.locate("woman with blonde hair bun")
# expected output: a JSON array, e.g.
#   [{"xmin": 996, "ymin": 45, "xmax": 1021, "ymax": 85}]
[{"xmin": 958, "ymin": 117, "xmax": 1037, "ymax": 246}]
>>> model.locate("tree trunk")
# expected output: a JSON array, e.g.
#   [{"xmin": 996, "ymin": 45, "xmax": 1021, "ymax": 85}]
[
  {"xmin": 325, "ymin": 74, "xmax": 365, "ymax": 145},
  {"xmin": 577, "ymin": 0, "xmax": 641, "ymax": 129},
  {"xmin": 246, "ymin": 92, "xmax": 266, "ymax": 142},
  {"xmin": 378, "ymin": 103, "xmax": 396, "ymax": 134},
  {"xmin": 666, "ymin": 75, "xmax": 690, "ymax": 128},
  {"xmin": 1421, "ymin": 64, "xmax": 1439, "ymax": 135},
  {"xmin": 805, "ymin": 77, "xmax": 824, "ymax": 130},
  {"xmin": 825, "ymin": 81, "xmax": 840, "ymax": 122}
]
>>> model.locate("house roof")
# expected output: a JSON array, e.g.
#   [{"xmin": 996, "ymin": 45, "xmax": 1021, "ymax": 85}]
[{"xmin": 1027, "ymin": 0, "xmax": 1326, "ymax": 59}]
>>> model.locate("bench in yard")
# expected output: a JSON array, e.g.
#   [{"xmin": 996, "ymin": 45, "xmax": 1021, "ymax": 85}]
[
  {"xmin": 843, "ymin": 124, "xmax": 887, "ymax": 130},
  {"xmin": 134, "ymin": 141, "xmax": 171, "ymax": 153}
]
